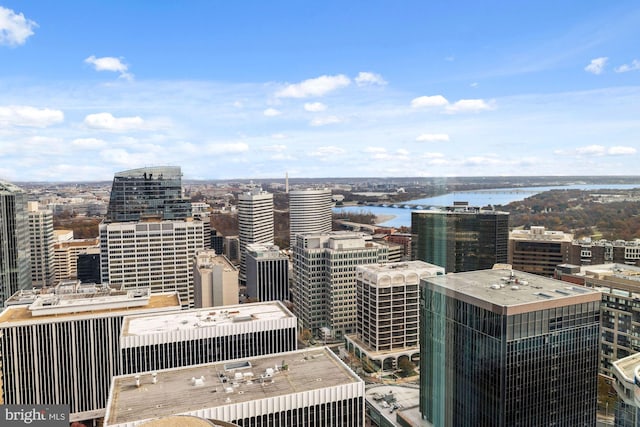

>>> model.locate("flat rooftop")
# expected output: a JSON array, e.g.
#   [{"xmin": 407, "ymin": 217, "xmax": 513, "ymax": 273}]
[
  {"xmin": 358, "ymin": 261, "xmax": 444, "ymax": 276},
  {"xmin": 366, "ymin": 385, "xmax": 430, "ymax": 427},
  {"xmin": 612, "ymin": 353, "xmax": 640, "ymax": 384},
  {"xmin": 580, "ymin": 264, "xmax": 640, "ymax": 282},
  {"xmin": 0, "ymin": 293, "xmax": 180, "ymax": 325},
  {"xmin": 105, "ymin": 347, "xmax": 361, "ymax": 425},
  {"xmin": 122, "ymin": 301, "xmax": 292, "ymax": 336},
  {"xmin": 424, "ymin": 267, "xmax": 601, "ymax": 315}
]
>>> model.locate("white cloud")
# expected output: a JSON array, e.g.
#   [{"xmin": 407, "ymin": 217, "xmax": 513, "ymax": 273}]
[
  {"xmin": 585, "ymin": 57, "xmax": 608, "ymax": 75},
  {"xmin": 576, "ymin": 144, "xmax": 606, "ymax": 156},
  {"xmin": 397, "ymin": 148, "xmax": 409, "ymax": 156},
  {"xmin": 72, "ymin": 138, "xmax": 106, "ymax": 149},
  {"xmin": 271, "ymin": 133, "xmax": 287, "ymax": 139},
  {"xmin": 262, "ymin": 144, "xmax": 287, "ymax": 152},
  {"xmin": 310, "ymin": 115, "xmax": 342, "ymax": 126},
  {"xmin": 100, "ymin": 148, "xmax": 154, "ymax": 167},
  {"xmin": 84, "ymin": 112, "xmax": 145, "ymax": 131},
  {"xmin": 364, "ymin": 147, "xmax": 386, "ymax": 153},
  {"xmin": 416, "ymin": 133, "xmax": 450, "ymax": 142},
  {"xmin": 204, "ymin": 142, "xmax": 249, "ymax": 155},
  {"xmin": 410, "ymin": 95, "xmax": 449, "ymax": 108},
  {"xmin": 444, "ymin": 55, "xmax": 455, "ymax": 62},
  {"xmin": 355, "ymin": 72, "xmax": 387, "ymax": 86},
  {"xmin": 275, "ymin": 74, "xmax": 350, "ymax": 98},
  {"xmin": 304, "ymin": 102, "xmax": 327, "ymax": 112},
  {"xmin": 445, "ymin": 99, "xmax": 494, "ymax": 114},
  {"xmin": 607, "ymin": 146, "xmax": 637, "ymax": 155},
  {"xmin": 421, "ymin": 152, "xmax": 445, "ymax": 159},
  {"xmin": 263, "ymin": 108, "xmax": 282, "ymax": 117},
  {"xmin": 0, "ymin": 106, "xmax": 64, "ymax": 127},
  {"xmin": 470, "ymin": 82, "xmax": 479, "ymax": 88},
  {"xmin": 233, "ymin": 101, "xmax": 243, "ymax": 108},
  {"xmin": 309, "ymin": 146, "xmax": 345, "ymax": 157},
  {"xmin": 615, "ymin": 60, "xmax": 640, "ymax": 73},
  {"xmin": 0, "ymin": 6, "xmax": 37, "ymax": 46},
  {"xmin": 270, "ymin": 153, "xmax": 295, "ymax": 161},
  {"xmin": 84, "ymin": 55, "xmax": 133, "ymax": 80}
]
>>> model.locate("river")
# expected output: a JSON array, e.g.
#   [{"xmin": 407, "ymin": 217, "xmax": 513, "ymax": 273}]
[{"xmin": 334, "ymin": 184, "xmax": 640, "ymax": 228}]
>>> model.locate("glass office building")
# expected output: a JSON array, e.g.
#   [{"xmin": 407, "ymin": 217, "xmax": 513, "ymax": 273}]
[
  {"xmin": 0, "ymin": 181, "xmax": 31, "ymax": 304},
  {"xmin": 420, "ymin": 267, "xmax": 601, "ymax": 426},
  {"xmin": 411, "ymin": 203, "xmax": 509, "ymax": 273},
  {"xmin": 106, "ymin": 166, "xmax": 191, "ymax": 222}
]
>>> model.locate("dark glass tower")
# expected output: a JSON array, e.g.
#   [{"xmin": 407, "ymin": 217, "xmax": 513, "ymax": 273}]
[
  {"xmin": 420, "ymin": 267, "xmax": 601, "ymax": 426},
  {"xmin": 411, "ymin": 203, "xmax": 509, "ymax": 273},
  {"xmin": 0, "ymin": 181, "xmax": 31, "ymax": 304},
  {"xmin": 106, "ymin": 166, "xmax": 191, "ymax": 222}
]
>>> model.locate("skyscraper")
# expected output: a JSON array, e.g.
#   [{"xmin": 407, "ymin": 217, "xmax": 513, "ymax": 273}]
[
  {"xmin": 509, "ymin": 226, "xmax": 573, "ymax": 276},
  {"xmin": 193, "ymin": 249, "xmax": 238, "ymax": 308},
  {"xmin": 293, "ymin": 231, "xmax": 388, "ymax": 339},
  {"xmin": 100, "ymin": 220, "xmax": 204, "ymax": 308},
  {"xmin": 0, "ymin": 181, "xmax": 31, "ymax": 303},
  {"xmin": 237, "ymin": 187, "xmax": 274, "ymax": 284},
  {"xmin": 27, "ymin": 201, "xmax": 55, "ymax": 287},
  {"xmin": 412, "ymin": 203, "xmax": 508, "ymax": 273},
  {"xmin": 288, "ymin": 188, "xmax": 332, "ymax": 248},
  {"xmin": 420, "ymin": 267, "xmax": 600, "ymax": 426},
  {"xmin": 106, "ymin": 166, "xmax": 191, "ymax": 222}
]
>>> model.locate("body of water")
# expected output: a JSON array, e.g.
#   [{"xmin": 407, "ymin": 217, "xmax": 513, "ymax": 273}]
[{"xmin": 334, "ymin": 184, "xmax": 640, "ymax": 228}]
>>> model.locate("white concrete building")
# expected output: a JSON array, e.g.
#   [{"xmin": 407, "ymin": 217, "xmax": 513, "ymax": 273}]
[
  {"xmin": 104, "ymin": 347, "xmax": 365, "ymax": 427},
  {"xmin": 100, "ymin": 219, "xmax": 204, "ymax": 309},
  {"xmin": 0, "ymin": 285, "xmax": 181, "ymax": 422},
  {"xmin": 120, "ymin": 301, "xmax": 297, "ymax": 374},
  {"xmin": 27, "ymin": 201, "xmax": 55, "ymax": 287},
  {"xmin": 54, "ymin": 237, "xmax": 100, "ymax": 283},
  {"xmin": 293, "ymin": 231, "xmax": 388, "ymax": 339},
  {"xmin": 237, "ymin": 188, "xmax": 274, "ymax": 284},
  {"xmin": 288, "ymin": 189, "xmax": 332, "ymax": 248},
  {"xmin": 346, "ymin": 261, "xmax": 444, "ymax": 371},
  {"xmin": 193, "ymin": 249, "xmax": 239, "ymax": 308}
]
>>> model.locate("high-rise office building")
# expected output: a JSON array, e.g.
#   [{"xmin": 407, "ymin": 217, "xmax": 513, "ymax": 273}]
[
  {"xmin": 0, "ymin": 285, "xmax": 180, "ymax": 422},
  {"xmin": 346, "ymin": 261, "xmax": 444, "ymax": 371},
  {"xmin": 289, "ymin": 189, "xmax": 332, "ymax": 248},
  {"xmin": 100, "ymin": 220, "xmax": 204, "ymax": 308},
  {"xmin": 0, "ymin": 181, "xmax": 31, "ymax": 304},
  {"xmin": 293, "ymin": 231, "xmax": 388, "ymax": 339},
  {"xmin": 611, "ymin": 352, "xmax": 640, "ymax": 427},
  {"xmin": 509, "ymin": 226, "xmax": 573, "ymax": 276},
  {"xmin": 193, "ymin": 249, "xmax": 238, "ymax": 308},
  {"xmin": 245, "ymin": 243, "xmax": 289, "ymax": 302},
  {"xmin": 411, "ymin": 203, "xmax": 509, "ymax": 273},
  {"xmin": 27, "ymin": 201, "xmax": 55, "ymax": 287},
  {"xmin": 106, "ymin": 166, "xmax": 191, "ymax": 222},
  {"xmin": 420, "ymin": 267, "xmax": 600, "ymax": 426},
  {"xmin": 237, "ymin": 188, "xmax": 274, "ymax": 284}
]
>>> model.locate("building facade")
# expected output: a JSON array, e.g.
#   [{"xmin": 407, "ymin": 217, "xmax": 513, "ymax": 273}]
[
  {"xmin": 420, "ymin": 267, "xmax": 601, "ymax": 426},
  {"xmin": 106, "ymin": 166, "xmax": 192, "ymax": 222},
  {"xmin": 346, "ymin": 261, "xmax": 444, "ymax": 371},
  {"xmin": 237, "ymin": 188, "xmax": 274, "ymax": 284},
  {"xmin": 293, "ymin": 232, "xmax": 388, "ymax": 339},
  {"xmin": 412, "ymin": 203, "xmax": 509, "ymax": 273},
  {"xmin": 245, "ymin": 243, "xmax": 289, "ymax": 302},
  {"xmin": 120, "ymin": 301, "xmax": 297, "ymax": 374},
  {"xmin": 77, "ymin": 247, "xmax": 101, "ymax": 283},
  {"xmin": 53, "ymin": 237, "xmax": 100, "ymax": 283},
  {"xmin": 569, "ymin": 238, "xmax": 640, "ymax": 266},
  {"xmin": 100, "ymin": 220, "xmax": 205, "ymax": 308},
  {"xmin": 0, "ymin": 285, "xmax": 180, "ymax": 421},
  {"xmin": 27, "ymin": 201, "xmax": 55, "ymax": 287},
  {"xmin": 289, "ymin": 189, "xmax": 332, "ymax": 249},
  {"xmin": 0, "ymin": 181, "xmax": 31, "ymax": 304},
  {"xmin": 105, "ymin": 347, "xmax": 364, "ymax": 427},
  {"xmin": 555, "ymin": 263, "xmax": 640, "ymax": 378},
  {"xmin": 193, "ymin": 249, "xmax": 238, "ymax": 308},
  {"xmin": 508, "ymin": 226, "xmax": 573, "ymax": 276}
]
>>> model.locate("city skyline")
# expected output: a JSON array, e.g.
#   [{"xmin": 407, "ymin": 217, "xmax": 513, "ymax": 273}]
[{"xmin": 1, "ymin": 1, "xmax": 639, "ymax": 182}]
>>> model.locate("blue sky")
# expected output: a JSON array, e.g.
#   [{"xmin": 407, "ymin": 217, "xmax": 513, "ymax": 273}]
[{"xmin": 1, "ymin": 1, "xmax": 639, "ymax": 181}]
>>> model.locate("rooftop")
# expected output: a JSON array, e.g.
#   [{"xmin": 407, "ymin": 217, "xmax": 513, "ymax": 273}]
[
  {"xmin": 0, "ymin": 292, "xmax": 180, "ymax": 325},
  {"xmin": 423, "ymin": 266, "xmax": 601, "ymax": 315},
  {"xmin": 612, "ymin": 352, "xmax": 640, "ymax": 385},
  {"xmin": 358, "ymin": 261, "xmax": 445, "ymax": 279},
  {"xmin": 105, "ymin": 347, "xmax": 361, "ymax": 426},
  {"xmin": 366, "ymin": 385, "xmax": 430, "ymax": 427},
  {"xmin": 122, "ymin": 301, "xmax": 292, "ymax": 336}
]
